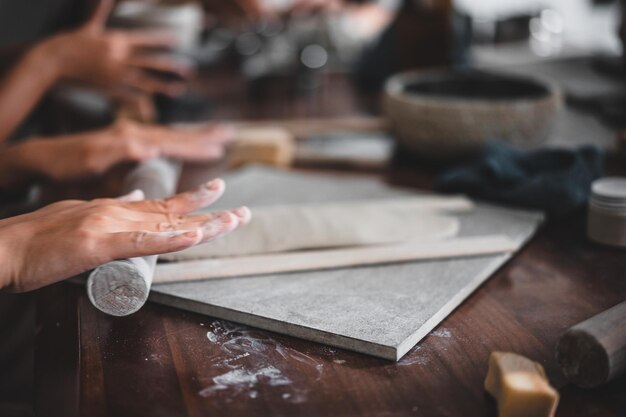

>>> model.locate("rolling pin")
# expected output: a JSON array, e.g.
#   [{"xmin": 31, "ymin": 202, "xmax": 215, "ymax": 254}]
[
  {"xmin": 556, "ymin": 300, "xmax": 626, "ymax": 388},
  {"xmin": 86, "ymin": 158, "xmax": 180, "ymax": 316}
]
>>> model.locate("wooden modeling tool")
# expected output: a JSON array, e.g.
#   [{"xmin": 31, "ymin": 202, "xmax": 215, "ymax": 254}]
[
  {"xmin": 485, "ymin": 352, "xmax": 559, "ymax": 417},
  {"xmin": 154, "ymin": 235, "xmax": 517, "ymax": 284},
  {"xmin": 229, "ymin": 127, "xmax": 295, "ymax": 168},
  {"xmin": 232, "ymin": 116, "xmax": 388, "ymax": 141},
  {"xmin": 86, "ymin": 158, "xmax": 180, "ymax": 316},
  {"xmin": 556, "ymin": 300, "xmax": 626, "ymax": 388},
  {"xmin": 226, "ymin": 117, "xmax": 388, "ymax": 168}
]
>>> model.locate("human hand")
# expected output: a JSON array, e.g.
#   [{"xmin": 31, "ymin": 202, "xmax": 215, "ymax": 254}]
[
  {"xmin": 37, "ymin": 0, "xmax": 193, "ymax": 96},
  {"xmin": 5, "ymin": 120, "xmax": 234, "ymax": 184},
  {"xmin": 0, "ymin": 179, "xmax": 251, "ymax": 292}
]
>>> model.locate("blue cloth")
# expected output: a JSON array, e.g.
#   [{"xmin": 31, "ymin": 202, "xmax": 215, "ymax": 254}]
[{"xmin": 435, "ymin": 142, "xmax": 604, "ymax": 215}]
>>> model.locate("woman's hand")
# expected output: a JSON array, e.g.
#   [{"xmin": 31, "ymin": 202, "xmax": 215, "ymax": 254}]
[
  {"xmin": 0, "ymin": 120, "xmax": 234, "ymax": 187},
  {"xmin": 0, "ymin": 0, "xmax": 193, "ymax": 142},
  {"xmin": 0, "ymin": 179, "xmax": 250, "ymax": 292},
  {"xmin": 36, "ymin": 0, "xmax": 193, "ymax": 96}
]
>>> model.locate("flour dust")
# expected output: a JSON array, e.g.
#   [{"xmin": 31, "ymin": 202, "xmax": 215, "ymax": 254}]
[{"xmin": 198, "ymin": 320, "xmax": 323, "ymax": 403}]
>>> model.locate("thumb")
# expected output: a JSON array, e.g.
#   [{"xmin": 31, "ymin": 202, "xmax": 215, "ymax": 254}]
[{"xmin": 83, "ymin": 0, "xmax": 114, "ymax": 32}]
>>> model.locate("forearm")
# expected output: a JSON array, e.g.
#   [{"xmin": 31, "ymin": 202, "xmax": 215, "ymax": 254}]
[{"xmin": 0, "ymin": 43, "xmax": 63, "ymax": 142}]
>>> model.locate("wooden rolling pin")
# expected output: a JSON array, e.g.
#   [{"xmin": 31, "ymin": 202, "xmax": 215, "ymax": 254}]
[
  {"xmin": 86, "ymin": 158, "xmax": 180, "ymax": 316},
  {"xmin": 556, "ymin": 300, "xmax": 626, "ymax": 388}
]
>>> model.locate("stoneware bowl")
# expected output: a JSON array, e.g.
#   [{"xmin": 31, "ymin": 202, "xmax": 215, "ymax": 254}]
[{"xmin": 384, "ymin": 70, "xmax": 562, "ymax": 159}]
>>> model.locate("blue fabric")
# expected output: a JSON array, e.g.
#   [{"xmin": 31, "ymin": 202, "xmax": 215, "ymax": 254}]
[{"xmin": 435, "ymin": 142, "xmax": 604, "ymax": 215}]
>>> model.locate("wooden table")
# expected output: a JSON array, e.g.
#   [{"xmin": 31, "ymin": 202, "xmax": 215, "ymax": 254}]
[{"xmin": 35, "ymin": 68, "xmax": 626, "ymax": 417}]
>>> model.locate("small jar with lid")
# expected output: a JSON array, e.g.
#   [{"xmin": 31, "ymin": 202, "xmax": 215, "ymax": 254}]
[{"xmin": 587, "ymin": 177, "xmax": 626, "ymax": 248}]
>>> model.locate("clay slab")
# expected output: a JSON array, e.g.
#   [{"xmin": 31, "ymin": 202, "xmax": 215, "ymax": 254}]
[{"xmin": 150, "ymin": 167, "xmax": 543, "ymax": 360}]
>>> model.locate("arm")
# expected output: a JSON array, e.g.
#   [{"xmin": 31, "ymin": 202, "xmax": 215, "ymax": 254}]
[
  {"xmin": 0, "ymin": 44, "xmax": 63, "ymax": 142},
  {"xmin": 0, "ymin": 120, "xmax": 234, "ymax": 189},
  {"xmin": 0, "ymin": 0, "xmax": 194, "ymax": 142},
  {"xmin": 0, "ymin": 179, "xmax": 251, "ymax": 292}
]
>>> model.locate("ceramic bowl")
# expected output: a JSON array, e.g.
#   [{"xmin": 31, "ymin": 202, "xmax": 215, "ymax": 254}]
[{"xmin": 383, "ymin": 70, "xmax": 562, "ymax": 159}]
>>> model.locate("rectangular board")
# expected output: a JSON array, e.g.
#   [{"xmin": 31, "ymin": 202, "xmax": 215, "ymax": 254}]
[{"xmin": 150, "ymin": 166, "xmax": 543, "ymax": 360}]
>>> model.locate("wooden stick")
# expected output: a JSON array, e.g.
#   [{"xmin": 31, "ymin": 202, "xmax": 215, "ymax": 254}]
[
  {"xmin": 154, "ymin": 235, "xmax": 517, "ymax": 284},
  {"xmin": 252, "ymin": 116, "xmax": 389, "ymax": 140},
  {"xmin": 556, "ymin": 300, "xmax": 626, "ymax": 388},
  {"xmin": 86, "ymin": 158, "xmax": 180, "ymax": 316},
  {"xmin": 177, "ymin": 116, "xmax": 388, "ymax": 141}
]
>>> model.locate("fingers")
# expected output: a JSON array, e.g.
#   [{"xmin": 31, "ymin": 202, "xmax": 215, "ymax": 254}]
[
  {"xmin": 133, "ymin": 124, "xmax": 234, "ymax": 162},
  {"xmin": 84, "ymin": 0, "xmax": 114, "ymax": 32},
  {"xmin": 127, "ymin": 31, "xmax": 179, "ymax": 49},
  {"xmin": 186, "ymin": 124, "xmax": 236, "ymax": 145},
  {"xmin": 198, "ymin": 211, "xmax": 239, "ymax": 243},
  {"xmin": 150, "ymin": 138, "xmax": 224, "ymax": 162},
  {"xmin": 127, "ymin": 55, "xmax": 195, "ymax": 79},
  {"xmin": 126, "ymin": 208, "xmax": 248, "ymax": 233},
  {"xmin": 104, "ymin": 206, "xmax": 250, "ymax": 258},
  {"xmin": 107, "ymin": 228, "xmax": 204, "ymax": 258},
  {"xmin": 124, "ymin": 68, "xmax": 186, "ymax": 96},
  {"xmin": 126, "ymin": 179, "xmax": 226, "ymax": 214},
  {"xmin": 232, "ymin": 206, "xmax": 252, "ymax": 225}
]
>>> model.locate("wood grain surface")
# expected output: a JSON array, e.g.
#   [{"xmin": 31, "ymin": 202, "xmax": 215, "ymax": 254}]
[{"xmin": 34, "ymin": 65, "xmax": 626, "ymax": 417}]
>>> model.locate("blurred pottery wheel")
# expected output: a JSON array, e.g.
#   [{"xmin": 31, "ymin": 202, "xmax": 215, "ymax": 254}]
[{"xmin": 384, "ymin": 70, "xmax": 562, "ymax": 159}]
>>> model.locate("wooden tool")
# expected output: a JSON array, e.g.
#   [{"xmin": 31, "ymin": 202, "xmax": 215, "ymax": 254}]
[
  {"xmin": 229, "ymin": 126, "xmax": 295, "ymax": 168},
  {"xmin": 232, "ymin": 116, "xmax": 388, "ymax": 141},
  {"xmin": 86, "ymin": 158, "xmax": 180, "ymax": 316},
  {"xmin": 485, "ymin": 352, "xmax": 559, "ymax": 417},
  {"xmin": 154, "ymin": 235, "xmax": 517, "ymax": 284},
  {"xmin": 556, "ymin": 300, "xmax": 626, "ymax": 388}
]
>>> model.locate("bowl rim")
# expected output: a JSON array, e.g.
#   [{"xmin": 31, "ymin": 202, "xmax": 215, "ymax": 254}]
[{"xmin": 384, "ymin": 69, "xmax": 562, "ymax": 109}]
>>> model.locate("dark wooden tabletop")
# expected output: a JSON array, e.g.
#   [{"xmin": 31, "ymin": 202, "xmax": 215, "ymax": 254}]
[{"xmin": 35, "ymin": 67, "xmax": 626, "ymax": 417}]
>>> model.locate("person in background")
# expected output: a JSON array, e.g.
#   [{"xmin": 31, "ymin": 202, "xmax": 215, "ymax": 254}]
[
  {"xmin": 0, "ymin": 3, "xmax": 248, "ymax": 415},
  {"xmin": 0, "ymin": 0, "xmax": 236, "ymax": 196},
  {"xmin": 0, "ymin": 0, "xmax": 194, "ymax": 142}
]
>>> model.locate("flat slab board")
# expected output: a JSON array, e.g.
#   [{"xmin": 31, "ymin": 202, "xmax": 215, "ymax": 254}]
[{"xmin": 150, "ymin": 166, "xmax": 543, "ymax": 360}]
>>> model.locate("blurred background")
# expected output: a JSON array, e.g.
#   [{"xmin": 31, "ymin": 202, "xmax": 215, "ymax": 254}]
[{"xmin": 0, "ymin": 0, "xmax": 624, "ymax": 169}]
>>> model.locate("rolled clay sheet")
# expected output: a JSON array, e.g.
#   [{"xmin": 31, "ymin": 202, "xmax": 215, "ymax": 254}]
[{"xmin": 161, "ymin": 198, "xmax": 469, "ymax": 261}]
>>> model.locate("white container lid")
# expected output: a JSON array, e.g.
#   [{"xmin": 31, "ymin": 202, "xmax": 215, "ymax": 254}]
[{"xmin": 590, "ymin": 177, "xmax": 626, "ymax": 211}]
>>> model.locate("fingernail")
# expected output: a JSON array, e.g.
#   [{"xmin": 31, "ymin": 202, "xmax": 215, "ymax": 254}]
[
  {"xmin": 205, "ymin": 179, "xmax": 223, "ymax": 191},
  {"xmin": 233, "ymin": 206, "xmax": 250, "ymax": 219}
]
